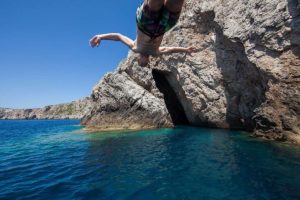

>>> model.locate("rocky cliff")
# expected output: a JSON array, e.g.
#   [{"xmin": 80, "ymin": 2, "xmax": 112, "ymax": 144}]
[
  {"xmin": 0, "ymin": 97, "xmax": 92, "ymax": 120},
  {"xmin": 81, "ymin": 0, "xmax": 300, "ymax": 143}
]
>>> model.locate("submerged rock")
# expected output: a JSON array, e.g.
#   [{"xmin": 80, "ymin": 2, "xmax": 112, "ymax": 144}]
[{"xmin": 82, "ymin": 0, "xmax": 300, "ymax": 143}]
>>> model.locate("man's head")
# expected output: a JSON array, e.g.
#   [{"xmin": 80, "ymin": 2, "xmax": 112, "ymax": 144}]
[{"xmin": 138, "ymin": 54, "xmax": 150, "ymax": 67}]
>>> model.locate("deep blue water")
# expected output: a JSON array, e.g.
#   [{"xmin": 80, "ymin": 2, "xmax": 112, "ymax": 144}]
[{"xmin": 0, "ymin": 120, "xmax": 300, "ymax": 200}]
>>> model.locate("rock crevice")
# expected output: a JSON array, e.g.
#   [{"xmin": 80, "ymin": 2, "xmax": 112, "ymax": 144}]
[{"xmin": 152, "ymin": 69, "xmax": 189, "ymax": 125}]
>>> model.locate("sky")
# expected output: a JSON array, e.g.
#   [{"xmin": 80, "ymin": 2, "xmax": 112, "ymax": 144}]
[{"xmin": 0, "ymin": 0, "xmax": 141, "ymax": 108}]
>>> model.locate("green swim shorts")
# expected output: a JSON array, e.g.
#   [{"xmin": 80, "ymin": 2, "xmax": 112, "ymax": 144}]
[{"xmin": 136, "ymin": 3, "xmax": 181, "ymax": 39}]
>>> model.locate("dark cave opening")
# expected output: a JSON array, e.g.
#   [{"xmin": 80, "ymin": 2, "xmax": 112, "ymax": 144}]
[{"xmin": 152, "ymin": 70, "xmax": 190, "ymax": 125}]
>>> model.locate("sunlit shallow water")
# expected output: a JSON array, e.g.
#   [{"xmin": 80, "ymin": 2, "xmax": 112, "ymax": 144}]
[{"xmin": 0, "ymin": 120, "xmax": 300, "ymax": 200}]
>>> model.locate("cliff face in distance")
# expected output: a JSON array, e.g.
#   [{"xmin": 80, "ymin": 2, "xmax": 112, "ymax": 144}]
[
  {"xmin": 81, "ymin": 0, "xmax": 300, "ymax": 143},
  {"xmin": 0, "ymin": 97, "xmax": 92, "ymax": 120}
]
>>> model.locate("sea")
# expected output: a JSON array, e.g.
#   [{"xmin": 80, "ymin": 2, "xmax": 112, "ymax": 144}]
[{"xmin": 0, "ymin": 120, "xmax": 300, "ymax": 200}]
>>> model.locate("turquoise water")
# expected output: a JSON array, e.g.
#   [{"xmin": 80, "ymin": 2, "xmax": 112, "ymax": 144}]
[{"xmin": 0, "ymin": 120, "xmax": 300, "ymax": 200}]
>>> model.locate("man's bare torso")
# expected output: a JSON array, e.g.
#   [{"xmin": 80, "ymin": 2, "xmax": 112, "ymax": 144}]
[{"xmin": 132, "ymin": 29, "xmax": 164, "ymax": 56}]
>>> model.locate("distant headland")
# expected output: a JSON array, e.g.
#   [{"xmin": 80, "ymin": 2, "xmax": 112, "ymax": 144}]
[{"xmin": 0, "ymin": 97, "xmax": 92, "ymax": 120}]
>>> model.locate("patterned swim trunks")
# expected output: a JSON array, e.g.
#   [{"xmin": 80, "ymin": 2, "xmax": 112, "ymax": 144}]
[{"xmin": 136, "ymin": 3, "xmax": 181, "ymax": 39}]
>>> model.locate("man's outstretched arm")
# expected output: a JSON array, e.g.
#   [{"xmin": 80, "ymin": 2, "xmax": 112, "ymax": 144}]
[
  {"xmin": 158, "ymin": 46, "xmax": 197, "ymax": 55},
  {"xmin": 89, "ymin": 33, "xmax": 135, "ymax": 49}
]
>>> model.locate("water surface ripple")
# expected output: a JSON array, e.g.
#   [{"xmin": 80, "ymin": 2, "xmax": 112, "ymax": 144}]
[{"xmin": 0, "ymin": 120, "xmax": 300, "ymax": 200}]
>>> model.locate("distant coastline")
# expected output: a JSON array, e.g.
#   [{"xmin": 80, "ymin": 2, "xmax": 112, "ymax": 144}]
[{"xmin": 0, "ymin": 97, "xmax": 92, "ymax": 120}]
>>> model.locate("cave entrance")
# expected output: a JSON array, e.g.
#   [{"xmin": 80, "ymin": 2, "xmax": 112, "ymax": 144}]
[{"xmin": 152, "ymin": 70, "xmax": 189, "ymax": 125}]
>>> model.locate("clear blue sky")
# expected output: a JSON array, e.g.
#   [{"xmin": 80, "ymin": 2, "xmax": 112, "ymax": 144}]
[{"xmin": 0, "ymin": 0, "xmax": 141, "ymax": 108}]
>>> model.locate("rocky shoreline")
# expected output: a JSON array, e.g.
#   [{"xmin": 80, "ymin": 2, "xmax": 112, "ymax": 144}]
[
  {"xmin": 81, "ymin": 0, "xmax": 300, "ymax": 144},
  {"xmin": 0, "ymin": 97, "xmax": 92, "ymax": 120}
]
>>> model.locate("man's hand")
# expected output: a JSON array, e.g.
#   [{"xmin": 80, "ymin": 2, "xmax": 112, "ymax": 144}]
[
  {"xmin": 186, "ymin": 46, "xmax": 197, "ymax": 54},
  {"xmin": 89, "ymin": 35, "xmax": 101, "ymax": 48}
]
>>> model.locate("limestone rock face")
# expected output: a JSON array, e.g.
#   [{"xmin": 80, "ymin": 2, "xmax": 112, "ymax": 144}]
[
  {"xmin": 82, "ymin": 0, "xmax": 300, "ymax": 143},
  {"xmin": 81, "ymin": 72, "xmax": 173, "ymax": 131},
  {"xmin": 0, "ymin": 97, "xmax": 92, "ymax": 120}
]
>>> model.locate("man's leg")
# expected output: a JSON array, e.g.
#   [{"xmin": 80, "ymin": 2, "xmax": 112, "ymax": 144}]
[
  {"xmin": 164, "ymin": 0, "xmax": 184, "ymax": 13},
  {"xmin": 145, "ymin": 0, "xmax": 164, "ymax": 11}
]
